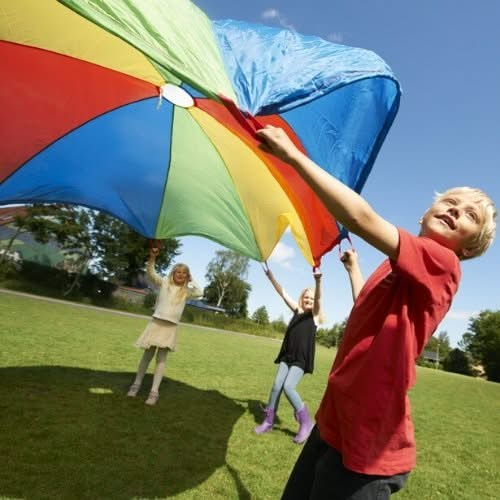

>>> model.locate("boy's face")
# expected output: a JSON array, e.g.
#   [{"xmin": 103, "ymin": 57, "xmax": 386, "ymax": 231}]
[{"xmin": 420, "ymin": 193, "xmax": 482, "ymax": 257}]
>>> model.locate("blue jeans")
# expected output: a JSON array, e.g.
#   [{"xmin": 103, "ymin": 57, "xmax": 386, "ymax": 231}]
[
  {"xmin": 282, "ymin": 426, "xmax": 409, "ymax": 499},
  {"xmin": 267, "ymin": 362, "xmax": 305, "ymax": 412}
]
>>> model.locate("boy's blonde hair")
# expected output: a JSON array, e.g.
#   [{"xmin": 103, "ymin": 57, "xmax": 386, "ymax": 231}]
[
  {"xmin": 298, "ymin": 287, "xmax": 325, "ymax": 324},
  {"xmin": 435, "ymin": 187, "xmax": 496, "ymax": 259},
  {"xmin": 167, "ymin": 263, "xmax": 191, "ymax": 302}
]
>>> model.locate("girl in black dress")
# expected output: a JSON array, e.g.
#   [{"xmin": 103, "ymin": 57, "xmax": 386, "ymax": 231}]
[{"xmin": 254, "ymin": 264, "xmax": 323, "ymax": 444}]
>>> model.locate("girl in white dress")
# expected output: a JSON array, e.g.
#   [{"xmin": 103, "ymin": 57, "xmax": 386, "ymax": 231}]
[{"xmin": 127, "ymin": 247, "xmax": 203, "ymax": 405}]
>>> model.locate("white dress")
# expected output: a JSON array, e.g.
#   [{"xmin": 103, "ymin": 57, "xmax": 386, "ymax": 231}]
[{"xmin": 135, "ymin": 259, "xmax": 203, "ymax": 351}]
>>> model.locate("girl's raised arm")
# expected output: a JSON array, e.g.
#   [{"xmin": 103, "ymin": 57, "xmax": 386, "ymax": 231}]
[
  {"xmin": 263, "ymin": 263, "xmax": 298, "ymax": 312},
  {"xmin": 188, "ymin": 277, "xmax": 203, "ymax": 299},
  {"xmin": 146, "ymin": 248, "xmax": 163, "ymax": 287}
]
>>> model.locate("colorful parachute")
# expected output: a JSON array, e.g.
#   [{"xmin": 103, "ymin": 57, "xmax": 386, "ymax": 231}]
[{"xmin": 0, "ymin": 0, "xmax": 400, "ymax": 266}]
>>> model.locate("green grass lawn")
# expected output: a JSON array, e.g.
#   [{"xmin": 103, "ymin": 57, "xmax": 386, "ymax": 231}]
[{"xmin": 0, "ymin": 292, "xmax": 499, "ymax": 499}]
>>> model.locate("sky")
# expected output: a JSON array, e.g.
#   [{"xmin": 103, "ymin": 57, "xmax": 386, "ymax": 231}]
[{"xmin": 177, "ymin": 1, "xmax": 499, "ymax": 346}]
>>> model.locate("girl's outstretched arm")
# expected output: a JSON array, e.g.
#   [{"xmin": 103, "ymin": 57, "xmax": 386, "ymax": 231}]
[
  {"xmin": 340, "ymin": 249, "xmax": 365, "ymax": 302},
  {"xmin": 263, "ymin": 264, "xmax": 298, "ymax": 312},
  {"xmin": 187, "ymin": 278, "xmax": 203, "ymax": 299},
  {"xmin": 313, "ymin": 268, "xmax": 322, "ymax": 318},
  {"xmin": 256, "ymin": 126, "xmax": 400, "ymax": 260}
]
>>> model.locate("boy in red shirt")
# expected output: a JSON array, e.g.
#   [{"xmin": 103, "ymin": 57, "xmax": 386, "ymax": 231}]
[{"xmin": 256, "ymin": 125, "xmax": 497, "ymax": 499}]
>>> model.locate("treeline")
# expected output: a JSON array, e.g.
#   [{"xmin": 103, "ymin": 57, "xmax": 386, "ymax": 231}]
[
  {"xmin": 2, "ymin": 258, "xmax": 499, "ymax": 381},
  {"xmin": 0, "ymin": 258, "xmax": 285, "ymax": 339},
  {"xmin": 1, "ymin": 205, "xmax": 499, "ymax": 382}
]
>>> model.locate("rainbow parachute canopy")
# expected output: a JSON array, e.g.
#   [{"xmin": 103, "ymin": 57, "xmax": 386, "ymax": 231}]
[{"xmin": 0, "ymin": 0, "xmax": 401, "ymax": 266}]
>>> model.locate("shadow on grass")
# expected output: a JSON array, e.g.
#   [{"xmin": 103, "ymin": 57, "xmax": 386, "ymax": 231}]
[{"xmin": 0, "ymin": 366, "xmax": 248, "ymax": 499}]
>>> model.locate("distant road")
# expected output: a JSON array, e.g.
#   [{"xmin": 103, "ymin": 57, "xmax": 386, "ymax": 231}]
[{"xmin": 0, "ymin": 287, "xmax": 280, "ymax": 342}]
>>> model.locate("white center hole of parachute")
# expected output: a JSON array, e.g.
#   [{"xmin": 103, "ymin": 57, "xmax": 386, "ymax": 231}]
[{"xmin": 160, "ymin": 84, "xmax": 194, "ymax": 108}]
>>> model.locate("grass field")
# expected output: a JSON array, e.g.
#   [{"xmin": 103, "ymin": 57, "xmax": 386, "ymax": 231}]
[{"xmin": 1, "ymin": 291, "xmax": 499, "ymax": 499}]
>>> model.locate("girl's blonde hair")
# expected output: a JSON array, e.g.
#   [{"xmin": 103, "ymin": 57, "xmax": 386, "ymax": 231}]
[
  {"xmin": 166, "ymin": 263, "xmax": 191, "ymax": 303},
  {"xmin": 297, "ymin": 287, "xmax": 325, "ymax": 324},
  {"xmin": 435, "ymin": 187, "xmax": 497, "ymax": 259}
]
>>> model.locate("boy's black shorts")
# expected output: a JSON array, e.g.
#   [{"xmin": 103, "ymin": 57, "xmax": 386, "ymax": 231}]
[{"xmin": 282, "ymin": 426, "xmax": 409, "ymax": 500}]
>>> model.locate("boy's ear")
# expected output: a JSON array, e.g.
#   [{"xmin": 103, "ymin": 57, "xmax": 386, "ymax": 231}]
[{"xmin": 460, "ymin": 246, "xmax": 475, "ymax": 259}]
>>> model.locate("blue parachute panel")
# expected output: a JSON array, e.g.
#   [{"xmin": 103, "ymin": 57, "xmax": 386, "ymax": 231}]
[
  {"xmin": 213, "ymin": 19, "xmax": 400, "ymax": 116},
  {"xmin": 281, "ymin": 76, "xmax": 400, "ymax": 193},
  {"xmin": 0, "ymin": 98, "xmax": 173, "ymax": 236}
]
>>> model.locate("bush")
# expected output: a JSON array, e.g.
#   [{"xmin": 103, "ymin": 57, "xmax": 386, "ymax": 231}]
[
  {"xmin": 110, "ymin": 296, "xmax": 151, "ymax": 315},
  {"xmin": 143, "ymin": 291, "xmax": 157, "ymax": 310},
  {"xmin": 79, "ymin": 273, "xmax": 116, "ymax": 304},
  {"xmin": 443, "ymin": 348, "xmax": 473, "ymax": 376},
  {"xmin": 316, "ymin": 327, "xmax": 337, "ymax": 348},
  {"xmin": 271, "ymin": 318, "xmax": 287, "ymax": 334},
  {"xmin": 0, "ymin": 261, "xmax": 116, "ymax": 306},
  {"xmin": 416, "ymin": 358, "xmax": 440, "ymax": 369},
  {"xmin": 180, "ymin": 305, "xmax": 284, "ymax": 339},
  {"xmin": 0, "ymin": 261, "xmax": 19, "ymax": 281}
]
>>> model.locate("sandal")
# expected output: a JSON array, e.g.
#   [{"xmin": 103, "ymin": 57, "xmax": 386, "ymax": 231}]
[
  {"xmin": 145, "ymin": 391, "xmax": 159, "ymax": 406},
  {"xmin": 127, "ymin": 383, "xmax": 141, "ymax": 397}
]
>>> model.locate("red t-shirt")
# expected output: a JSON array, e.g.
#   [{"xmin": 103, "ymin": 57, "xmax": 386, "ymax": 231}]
[{"xmin": 316, "ymin": 229, "xmax": 461, "ymax": 476}]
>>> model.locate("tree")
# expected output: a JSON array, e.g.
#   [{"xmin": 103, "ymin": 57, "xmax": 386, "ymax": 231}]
[
  {"xmin": 252, "ymin": 306, "xmax": 270, "ymax": 325},
  {"xmin": 204, "ymin": 250, "xmax": 251, "ymax": 317},
  {"xmin": 460, "ymin": 310, "xmax": 500, "ymax": 382},
  {"xmin": 5, "ymin": 205, "xmax": 181, "ymax": 289},
  {"xmin": 91, "ymin": 212, "xmax": 180, "ymax": 284},
  {"xmin": 6, "ymin": 205, "xmax": 94, "ymax": 294},
  {"xmin": 443, "ymin": 348, "xmax": 473, "ymax": 376},
  {"xmin": 0, "ymin": 223, "xmax": 24, "ymax": 268},
  {"xmin": 316, "ymin": 319, "xmax": 347, "ymax": 348},
  {"xmin": 335, "ymin": 319, "xmax": 347, "ymax": 346},
  {"xmin": 204, "ymin": 272, "xmax": 251, "ymax": 318},
  {"xmin": 424, "ymin": 330, "xmax": 451, "ymax": 366}
]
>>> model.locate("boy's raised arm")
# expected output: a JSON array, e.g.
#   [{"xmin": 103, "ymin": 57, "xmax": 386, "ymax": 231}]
[
  {"xmin": 313, "ymin": 268, "xmax": 322, "ymax": 317},
  {"xmin": 257, "ymin": 126, "xmax": 400, "ymax": 260},
  {"xmin": 341, "ymin": 249, "xmax": 365, "ymax": 302}
]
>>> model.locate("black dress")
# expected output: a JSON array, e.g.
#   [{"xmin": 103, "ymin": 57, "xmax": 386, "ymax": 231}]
[{"xmin": 275, "ymin": 311, "xmax": 317, "ymax": 374}]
